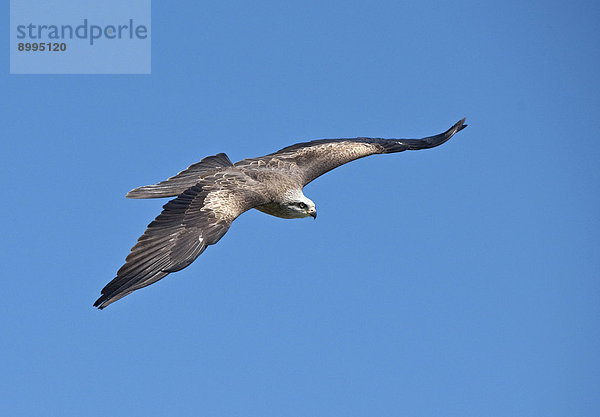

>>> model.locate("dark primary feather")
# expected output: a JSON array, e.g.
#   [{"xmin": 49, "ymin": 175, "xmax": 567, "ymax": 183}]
[
  {"xmin": 94, "ymin": 170, "xmax": 268, "ymax": 309},
  {"xmin": 126, "ymin": 153, "xmax": 233, "ymax": 199}
]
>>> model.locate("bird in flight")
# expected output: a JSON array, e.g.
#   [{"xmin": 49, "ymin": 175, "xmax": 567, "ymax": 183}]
[{"xmin": 94, "ymin": 118, "xmax": 467, "ymax": 309}]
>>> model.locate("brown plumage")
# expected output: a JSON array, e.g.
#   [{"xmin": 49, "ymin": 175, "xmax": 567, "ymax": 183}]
[{"xmin": 94, "ymin": 118, "xmax": 467, "ymax": 308}]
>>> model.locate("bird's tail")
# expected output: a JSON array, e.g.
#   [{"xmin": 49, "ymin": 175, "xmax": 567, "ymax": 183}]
[{"xmin": 126, "ymin": 153, "xmax": 233, "ymax": 199}]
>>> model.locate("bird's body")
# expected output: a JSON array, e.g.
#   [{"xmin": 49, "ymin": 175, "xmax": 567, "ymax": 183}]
[{"xmin": 94, "ymin": 119, "xmax": 467, "ymax": 309}]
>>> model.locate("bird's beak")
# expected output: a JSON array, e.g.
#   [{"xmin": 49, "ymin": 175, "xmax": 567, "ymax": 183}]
[{"xmin": 309, "ymin": 210, "xmax": 317, "ymax": 220}]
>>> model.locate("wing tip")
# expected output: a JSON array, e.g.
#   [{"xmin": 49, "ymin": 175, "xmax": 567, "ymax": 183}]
[
  {"xmin": 434, "ymin": 117, "xmax": 467, "ymax": 146},
  {"xmin": 93, "ymin": 290, "xmax": 128, "ymax": 310},
  {"xmin": 93, "ymin": 295, "xmax": 108, "ymax": 310},
  {"xmin": 93, "ymin": 283, "xmax": 125, "ymax": 309},
  {"xmin": 417, "ymin": 117, "xmax": 468, "ymax": 149},
  {"xmin": 453, "ymin": 117, "xmax": 468, "ymax": 133}
]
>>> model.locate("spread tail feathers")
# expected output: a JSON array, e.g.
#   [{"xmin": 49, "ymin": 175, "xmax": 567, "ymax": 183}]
[{"xmin": 126, "ymin": 153, "xmax": 233, "ymax": 199}]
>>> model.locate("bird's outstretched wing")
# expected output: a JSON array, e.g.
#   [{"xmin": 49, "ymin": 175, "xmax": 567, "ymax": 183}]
[
  {"xmin": 94, "ymin": 169, "xmax": 267, "ymax": 309},
  {"xmin": 126, "ymin": 153, "xmax": 234, "ymax": 199},
  {"xmin": 244, "ymin": 118, "xmax": 466, "ymax": 186}
]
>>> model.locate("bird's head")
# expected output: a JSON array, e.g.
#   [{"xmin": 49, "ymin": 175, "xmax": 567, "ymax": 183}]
[{"xmin": 282, "ymin": 190, "xmax": 317, "ymax": 219}]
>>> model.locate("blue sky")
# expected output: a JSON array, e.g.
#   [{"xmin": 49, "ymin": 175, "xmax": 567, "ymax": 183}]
[{"xmin": 3, "ymin": 0, "xmax": 599, "ymax": 416}]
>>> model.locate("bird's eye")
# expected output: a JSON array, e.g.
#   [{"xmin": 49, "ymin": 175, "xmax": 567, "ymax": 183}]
[{"xmin": 298, "ymin": 202, "xmax": 307, "ymax": 209}]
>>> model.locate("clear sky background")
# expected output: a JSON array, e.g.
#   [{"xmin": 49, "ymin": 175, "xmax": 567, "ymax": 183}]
[{"xmin": 2, "ymin": 1, "xmax": 599, "ymax": 416}]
